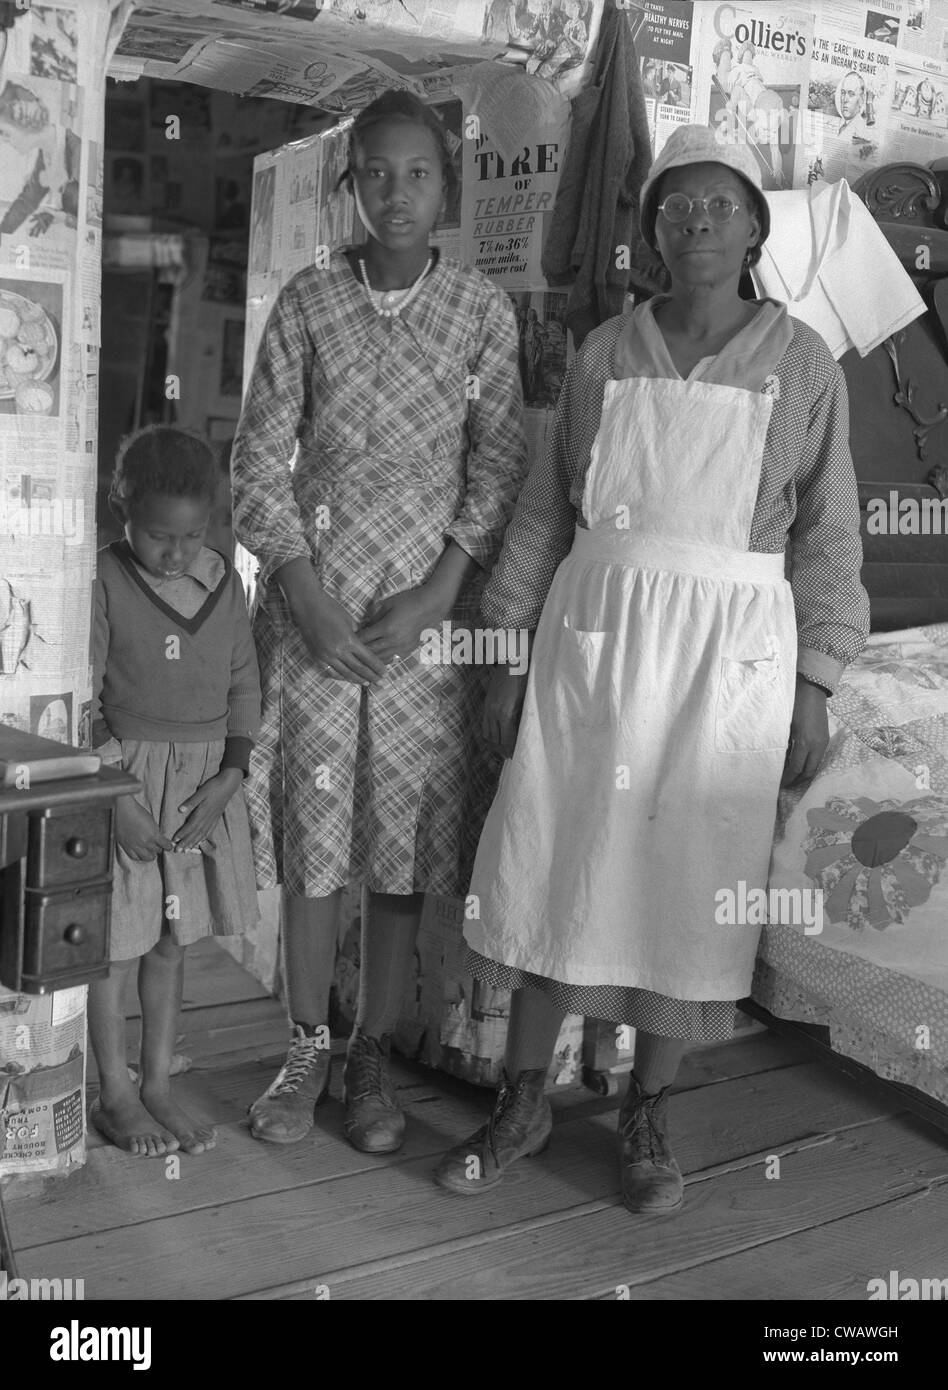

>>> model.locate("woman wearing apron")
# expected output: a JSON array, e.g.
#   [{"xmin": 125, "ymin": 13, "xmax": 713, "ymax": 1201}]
[{"xmin": 435, "ymin": 126, "xmax": 870, "ymax": 1215}]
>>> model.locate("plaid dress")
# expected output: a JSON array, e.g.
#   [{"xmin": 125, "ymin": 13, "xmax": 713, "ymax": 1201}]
[{"xmin": 231, "ymin": 252, "xmax": 527, "ymax": 897}]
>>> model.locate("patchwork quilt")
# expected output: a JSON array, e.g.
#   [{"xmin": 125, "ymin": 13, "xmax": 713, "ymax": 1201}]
[{"xmin": 755, "ymin": 625, "xmax": 948, "ymax": 1107}]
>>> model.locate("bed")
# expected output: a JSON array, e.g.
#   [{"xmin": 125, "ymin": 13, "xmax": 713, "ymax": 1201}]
[{"xmin": 748, "ymin": 159, "xmax": 948, "ymax": 1132}]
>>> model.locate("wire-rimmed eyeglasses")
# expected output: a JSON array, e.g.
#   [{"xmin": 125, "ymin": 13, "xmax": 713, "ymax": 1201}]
[{"xmin": 657, "ymin": 193, "xmax": 741, "ymax": 225}]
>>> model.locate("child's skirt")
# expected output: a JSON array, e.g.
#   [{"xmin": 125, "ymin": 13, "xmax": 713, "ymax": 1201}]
[{"xmin": 109, "ymin": 739, "xmax": 259, "ymax": 962}]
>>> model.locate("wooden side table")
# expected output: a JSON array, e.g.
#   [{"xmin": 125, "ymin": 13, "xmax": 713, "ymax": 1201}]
[{"xmin": 0, "ymin": 764, "xmax": 140, "ymax": 995}]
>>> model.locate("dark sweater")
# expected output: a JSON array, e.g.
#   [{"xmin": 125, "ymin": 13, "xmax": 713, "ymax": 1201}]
[
  {"xmin": 93, "ymin": 542, "xmax": 261, "ymax": 771},
  {"xmin": 540, "ymin": 5, "xmax": 656, "ymax": 346}
]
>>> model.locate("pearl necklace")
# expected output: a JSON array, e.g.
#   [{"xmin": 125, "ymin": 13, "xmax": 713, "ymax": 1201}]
[{"xmin": 358, "ymin": 253, "xmax": 433, "ymax": 318}]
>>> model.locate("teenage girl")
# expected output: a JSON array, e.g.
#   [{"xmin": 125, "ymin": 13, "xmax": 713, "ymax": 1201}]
[
  {"xmin": 231, "ymin": 91, "xmax": 526, "ymax": 1152},
  {"xmin": 90, "ymin": 425, "xmax": 261, "ymax": 1156}
]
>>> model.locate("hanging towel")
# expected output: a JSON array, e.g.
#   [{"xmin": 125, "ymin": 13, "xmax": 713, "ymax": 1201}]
[
  {"xmin": 540, "ymin": 4, "xmax": 655, "ymax": 347},
  {"xmin": 752, "ymin": 180, "xmax": 926, "ymax": 359}
]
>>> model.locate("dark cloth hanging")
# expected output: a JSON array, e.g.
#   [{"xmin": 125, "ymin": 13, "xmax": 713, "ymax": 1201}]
[{"xmin": 541, "ymin": 2, "xmax": 658, "ymax": 347}]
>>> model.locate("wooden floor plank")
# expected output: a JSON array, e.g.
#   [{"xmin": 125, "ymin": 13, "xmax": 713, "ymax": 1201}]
[
  {"xmin": 673, "ymin": 1030, "xmax": 808, "ymax": 1090},
  {"xmin": 4, "ymin": 1056, "xmax": 501, "ymax": 1244},
  {"xmin": 86, "ymin": 997, "xmax": 288, "ymax": 1087},
  {"xmin": 171, "ymin": 1018, "xmax": 295, "ymax": 1070},
  {"xmin": 608, "ymin": 1183, "xmax": 948, "ymax": 1301},
  {"xmin": 7, "ymin": 1061, "xmax": 903, "ymax": 1297},
  {"xmin": 181, "ymin": 937, "xmax": 271, "ymax": 1007},
  {"xmin": 7, "ymin": 941, "xmax": 934, "ymax": 1303},
  {"xmin": 301, "ymin": 1122, "xmax": 948, "ymax": 1302},
  {"xmin": 122, "ymin": 938, "xmax": 271, "ymax": 1022}
]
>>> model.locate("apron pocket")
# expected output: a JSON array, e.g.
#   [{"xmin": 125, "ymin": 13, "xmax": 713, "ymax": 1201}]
[
  {"xmin": 556, "ymin": 624, "xmax": 616, "ymax": 729},
  {"xmin": 715, "ymin": 646, "xmax": 789, "ymax": 752}
]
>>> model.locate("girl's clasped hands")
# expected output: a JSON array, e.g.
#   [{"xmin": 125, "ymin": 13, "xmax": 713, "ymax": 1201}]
[{"xmin": 115, "ymin": 768, "xmax": 243, "ymax": 859}]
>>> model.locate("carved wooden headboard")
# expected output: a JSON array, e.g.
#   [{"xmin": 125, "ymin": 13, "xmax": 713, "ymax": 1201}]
[{"xmin": 845, "ymin": 161, "xmax": 948, "ymax": 631}]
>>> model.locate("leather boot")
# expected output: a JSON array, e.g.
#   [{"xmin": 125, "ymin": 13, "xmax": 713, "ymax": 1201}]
[
  {"xmin": 618, "ymin": 1072, "xmax": 684, "ymax": 1215},
  {"xmin": 434, "ymin": 1068, "xmax": 552, "ymax": 1195},
  {"xmin": 343, "ymin": 1030, "xmax": 406, "ymax": 1154},
  {"xmin": 247, "ymin": 1024, "xmax": 332, "ymax": 1144}
]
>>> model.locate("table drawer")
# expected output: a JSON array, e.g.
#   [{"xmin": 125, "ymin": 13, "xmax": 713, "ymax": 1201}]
[
  {"xmin": 27, "ymin": 805, "xmax": 113, "ymax": 889},
  {"xmin": 22, "ymin": 882, "xmax": 112, "ymax": 981}
]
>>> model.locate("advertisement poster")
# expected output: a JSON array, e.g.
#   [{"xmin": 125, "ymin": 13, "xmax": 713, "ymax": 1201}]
[
  {"xmin": 460, "ymin": 79, "xmax": 569, "ymax": 288},
  {"xmin": 631, "ymin": 1, "xmax": 699, "ymax": 154},
  {"xmin": 691, "ymin": 1, "xmax": 815, "ymax": 191},
  {"xmin": 801, "ymin": 8, "xmax": 896, "ymax": 183}
]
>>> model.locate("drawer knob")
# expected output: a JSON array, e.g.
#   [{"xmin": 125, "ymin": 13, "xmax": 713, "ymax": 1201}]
[
  {"xmin": 65, "ymin": 837, "xmax": 88, "ymax": 858},
  {"xmin": 64, "ymin": 923, "xmax": 86, "ymax": 945}
]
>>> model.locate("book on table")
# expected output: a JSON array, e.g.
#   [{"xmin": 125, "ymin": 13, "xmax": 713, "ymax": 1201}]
[{"xmin": 0, "ymin": 728, "xmax": 101, "ymax": 788}]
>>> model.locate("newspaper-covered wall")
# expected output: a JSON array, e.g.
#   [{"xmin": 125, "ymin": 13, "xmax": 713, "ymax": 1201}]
[
  {"xmin": 803, "ymin": 1, "xmax": 947, "ymax": 184},
  {"xmin": 628, "ymin": 2, "xmax": 948, "ymax": 190},
  {"xmin": 0, "ymin": 0, "xmax": 125, "ymax": 1178},
  {"xmin": 108, "ymin": 0, "xmax": 607, "ymax": 108},
  {"xmin": 240, "ymin": 122, "xmax": 356, "ymax": 414},
  {"xmin": 0, "ymin": 0, "xmax": 120, "ymax": 754}
]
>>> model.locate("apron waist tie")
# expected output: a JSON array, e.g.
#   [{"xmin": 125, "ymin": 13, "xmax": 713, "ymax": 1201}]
[{"xmin": 569, "ymin": 525, "xmax": 788, "ymax": 586}]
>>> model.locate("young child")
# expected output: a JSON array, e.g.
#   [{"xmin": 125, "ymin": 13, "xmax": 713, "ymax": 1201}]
[
  {"xmin": 89, "ymin": 425, "xmax": 262, "ymax": 1157},
  {"xmin": 231, "ymin": 90, "xmax": 526, "ymax": 1153}
]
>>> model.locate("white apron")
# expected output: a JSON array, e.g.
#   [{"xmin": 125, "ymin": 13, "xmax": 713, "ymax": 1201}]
[{"xmin": 465, "ymin": 361, "xmax": 798, "ymax": 1001}]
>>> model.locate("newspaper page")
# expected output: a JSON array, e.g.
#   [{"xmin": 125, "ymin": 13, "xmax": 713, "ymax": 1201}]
[
  {"xmin": 439, "ymin": 101, "xmax": 465, "ymax": 255},
  {"xmin": 242, "ymin": 122, "xmax": 356, "ymax": 385},
  {"xmin": 1, "ymin": 984, "xmax": 87, "ymax": 1176},
  {"xmin": 862, "ymin": 0, "xmax": 907, "ymax": 50},
  {"xmin": 507, "ymin": 289, "xmax": 570, "ymax": 411},
  {"xmin": 887, "ymin": 41, "xmax": 948, "ymax": 166},
  {"xmin": 900, "ymin": 0, "xmax": 948, "ymax": 61},
  {"xmin": 107, "ymin": 0, "xmax": 606, "ymax": 104},
  {"xmin": 627, "ymin": 1, "xmax": 699, "ymax": 155},
  {"xmin": 238, "ymin": 123, "xmax": 356, "ymax": 595},
  {"xmin": 691, "ymin": 2, "xmax": 815, "ymax": 192},
  {"xmin": 803, "ymin": 6, "xmax": 901, "ymax": 185}
]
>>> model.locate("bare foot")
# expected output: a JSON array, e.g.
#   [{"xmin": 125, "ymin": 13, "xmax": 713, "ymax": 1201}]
[
  {"xmin": 139, "ymin": 1085, "xmax": 217, "ymax": 1155},
  {"xmin": 89, "ymin": 1094, "xmax": 181, "ymax": 1158}
]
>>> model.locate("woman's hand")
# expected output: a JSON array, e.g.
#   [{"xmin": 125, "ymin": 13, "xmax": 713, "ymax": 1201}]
[
  {"xmin": 115, "ymin": 798, "xmax": 175, "ymax": 862},
  {"xmin": 482, "ymin": 667, "xmax": 528, "ymax": 759},
  {"xmin": 358, "ymin": 586, "xmax": 447, "ymax": 665},
  {"xmin": 284, "ymin": 574, "xmax": 388, "ymax": 685},
  {"xmin": 781, "ymin": 679, "xmax": 830, "ymax": 788},
  {"xmin": 173, "ymin": 769, "xmax": 243, "ymax": 851}
]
